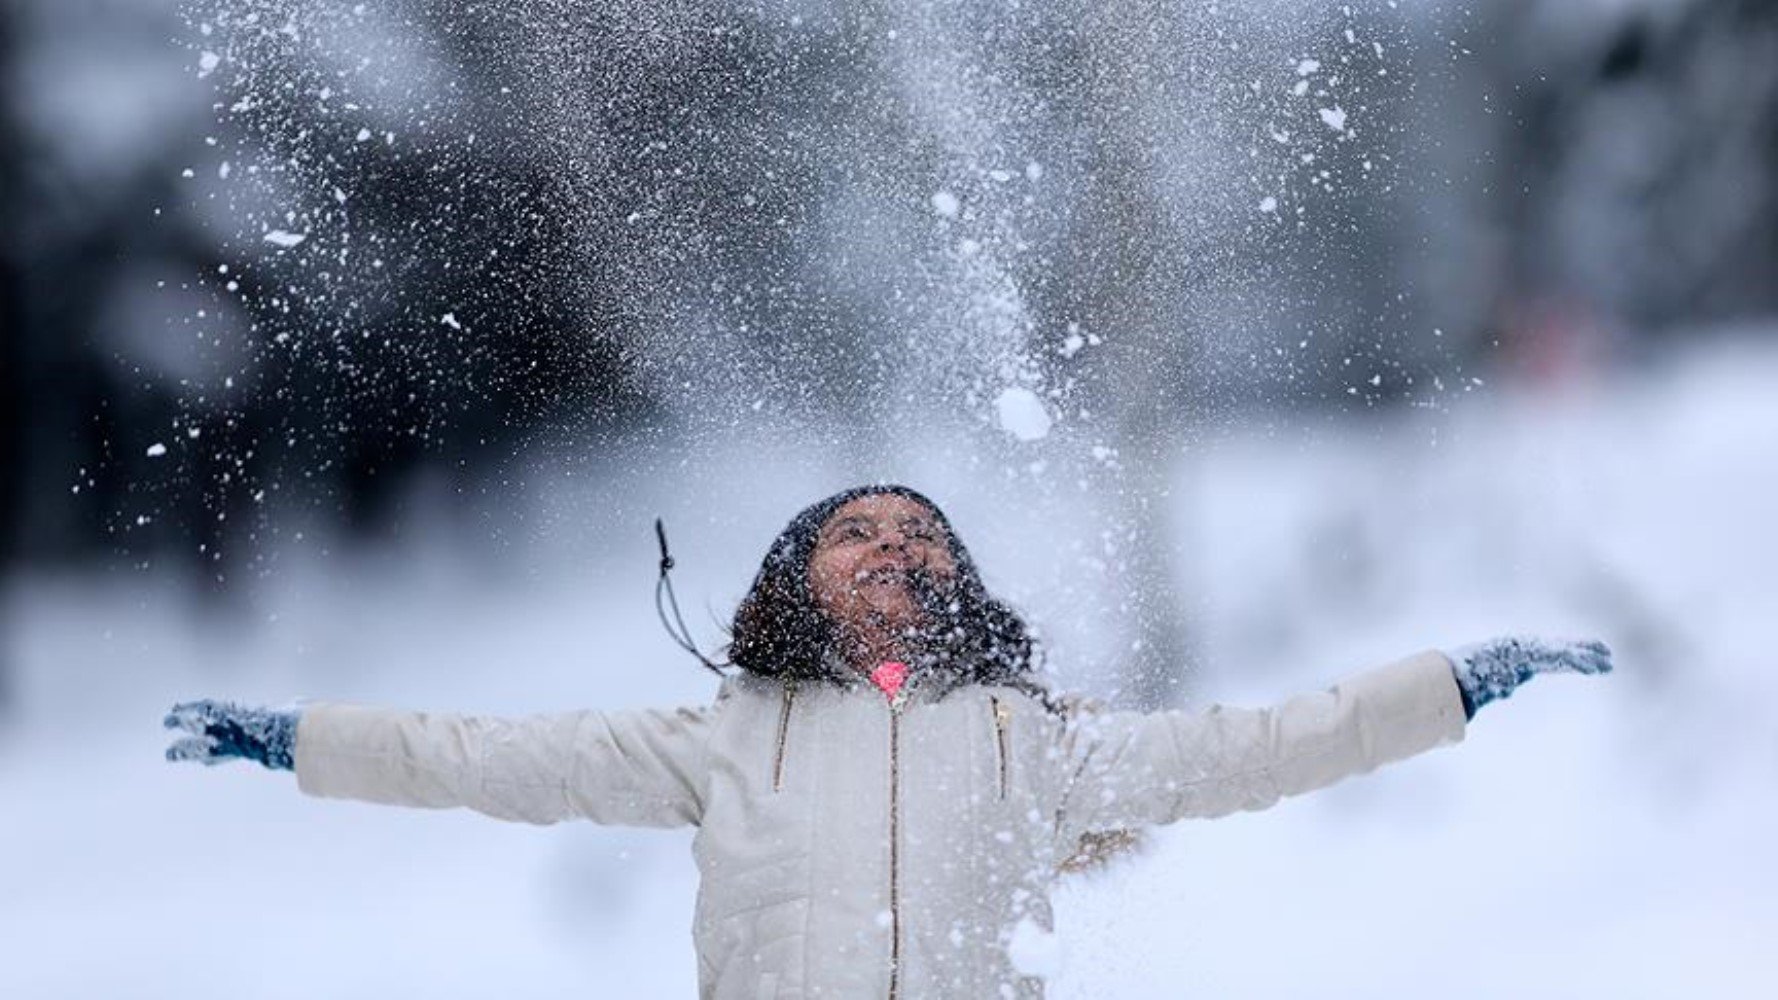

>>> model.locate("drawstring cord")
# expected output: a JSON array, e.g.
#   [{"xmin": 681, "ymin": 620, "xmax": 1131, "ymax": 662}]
[{"xmin": 654, "ymin": 518, "xmax": 727, "ymax": 676}]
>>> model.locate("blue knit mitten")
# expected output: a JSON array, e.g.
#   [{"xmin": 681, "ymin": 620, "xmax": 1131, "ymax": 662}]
[
  {"xmin": 164, "ymin": 700, "xmax": 299, "ymax": 771},
  {"xmin": 1444, "ymin": 636, "xmax": 1612, "ymax": 719}
]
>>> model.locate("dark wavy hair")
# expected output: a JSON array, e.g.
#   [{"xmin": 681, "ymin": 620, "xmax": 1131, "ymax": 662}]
[{"xmin": 727, "ymin": 485, "xmax": 1052, "ymax": 705}]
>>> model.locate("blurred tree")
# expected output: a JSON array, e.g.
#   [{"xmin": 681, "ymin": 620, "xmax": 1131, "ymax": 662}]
[
  {"xmin": 2, "ymin": 0, "xmax": 653, "ymax": 590},
  {"xmin": 1466, "ymin": 0, "xmax": 1778, "ymax": 347},
  {"xmin": 1, "ymin": 2, "xmax": 18, "ymax": 708},
  {"xmin": 190, "ymin": 0, "xmax": 651, "ymax": 546},
  {"xmin": 1006, "ymin": 2, "xmax": 1423, "ymax": 705}
]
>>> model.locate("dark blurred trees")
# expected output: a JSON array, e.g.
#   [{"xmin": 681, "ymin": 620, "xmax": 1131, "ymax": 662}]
[
  {"xmin": 1, "ymin": 8, "xmax": 19, "ymax": 574},
  {"xmin": 4, "ymin": 0, "xmax": 651, "ymax": 588},
  {"xmin": 1425, "ymin": 0, "xmax": 1778, "ymax": 362},
  {"xmin": 1, "ymin": 5, "xmax": 18, "ymax": 708}
]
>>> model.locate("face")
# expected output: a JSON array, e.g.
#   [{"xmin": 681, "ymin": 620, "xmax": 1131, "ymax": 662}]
[{"xmin": 807, "ymin": 493, "xmax": 959, "ymax": 639}]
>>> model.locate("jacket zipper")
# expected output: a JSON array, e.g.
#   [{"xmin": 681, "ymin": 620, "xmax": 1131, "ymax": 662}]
[
  {"xmin": 887, "ymin": 691, "xmax": 905, "ymax": 1000},
  {"xmin": 990, "ymin": 696, "xmax": 1011, "ymax": 801},
  {"xmin": 771, "ymin": 682, "xmax": 796, "ymax": 792}
]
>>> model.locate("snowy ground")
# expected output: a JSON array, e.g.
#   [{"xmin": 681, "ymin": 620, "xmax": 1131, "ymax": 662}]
[{"xmin": 3, "ymin": 335, "xmax": 1774, "ymax": 998}]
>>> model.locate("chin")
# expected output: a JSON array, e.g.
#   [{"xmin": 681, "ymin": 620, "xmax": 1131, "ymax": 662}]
[
  {"xmin": 854, "ymin": 599, "xmax": 921, "ymax": 629},
  {"xmin": 869, "ymin": 604, "xmax": 921, "ymax": 626}
]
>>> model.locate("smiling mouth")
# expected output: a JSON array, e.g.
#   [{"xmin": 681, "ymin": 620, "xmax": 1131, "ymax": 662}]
[{"xmin": 855, "ymin": 566, "xmax": 911, "ymax": 587}]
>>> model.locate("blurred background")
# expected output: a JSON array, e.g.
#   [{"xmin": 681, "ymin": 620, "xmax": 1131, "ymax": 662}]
[{"xmin": 3, "ymin": 0, "xmax": 1774, "ymax": 996}]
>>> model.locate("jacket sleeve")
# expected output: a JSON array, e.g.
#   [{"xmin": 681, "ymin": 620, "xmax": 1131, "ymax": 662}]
[
  {"xmin": 293, "ymin": 702, "xmax": 715, "ymax": 827},
  {"xmin": 1054, "ymin": 650, "xmax": 1466, "ymax": 840}
]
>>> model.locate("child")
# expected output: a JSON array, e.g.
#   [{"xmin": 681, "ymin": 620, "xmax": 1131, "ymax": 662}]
[{"xmin": 166, "ymin": 484, "xmax": 1611, "ymax": 999}]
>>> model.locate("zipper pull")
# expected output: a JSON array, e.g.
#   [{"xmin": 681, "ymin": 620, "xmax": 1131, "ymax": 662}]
[
  {"xmin": 771, "ymin": 682, "xmax": 796, "ymax": 793},
  {"xmin": 872, "ymin": 660, "xmax": 911, "ymax": 713}
]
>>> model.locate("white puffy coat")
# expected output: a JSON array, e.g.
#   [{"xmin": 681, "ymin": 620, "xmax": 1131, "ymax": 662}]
[{"xmin": 295, "ymin": 650, "xmax": 1466, "ymax": 998}]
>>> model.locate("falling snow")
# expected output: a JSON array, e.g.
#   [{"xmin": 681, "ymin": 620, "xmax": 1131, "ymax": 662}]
[
  {"xmin": 6, "ymin": 0, "xmax": 1771, "ymax": 994},
  {"xmin": 994, "ymin": 386, "xmax": 1053, "ymax": 442}
]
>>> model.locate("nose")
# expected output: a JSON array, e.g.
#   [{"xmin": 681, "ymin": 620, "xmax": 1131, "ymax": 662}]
[{"xmin": 876, "ymin": 525, "xmax": 917, "ymax": 553}]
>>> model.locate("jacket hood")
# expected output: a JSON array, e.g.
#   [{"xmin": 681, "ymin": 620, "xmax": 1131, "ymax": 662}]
[{"xmin": 727, "ymin": 484, "xmax": 1048, "ymax": 702}]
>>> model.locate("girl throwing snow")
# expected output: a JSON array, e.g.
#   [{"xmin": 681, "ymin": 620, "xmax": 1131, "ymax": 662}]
[{"xmin": 165, "ymin": 484, "xmax": 1611, "ymax": 999}]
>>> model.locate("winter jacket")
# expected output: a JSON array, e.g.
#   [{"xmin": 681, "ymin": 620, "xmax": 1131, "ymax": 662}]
[{"xmin": 294, "ymin": 649, "xmax": 1467, "ymax": 998}]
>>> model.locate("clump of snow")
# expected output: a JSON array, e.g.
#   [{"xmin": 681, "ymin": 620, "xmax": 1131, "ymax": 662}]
[
  {"xmin": 1295, "ymin": 58, "xmax": 1321, "ymax": 76},
  {"xmin": 1318, "ymin": 106, "xmax": 1348, "ymax": 132},
  {"xmin": 1057, "ymin": 323, "xmax": 1102, "ymax": 360},
  {"xmin": 930, "ymin": 191, "xmax": 961, "ymax": 218},
  {"xmin": 262, "ymin": 230, "xmax": 307, "ymax": 249},
  {"xmin": 1006, "ymin": 916, "xmax": 1063, "ymax": 979},
  {"xmin": 993, "ymin": 386, "xmax": 1052, "ymax": 442},
  {"xmin": 196, "ymin": 51, "xmax": 221, "ymax": 77},
  {"xmin": 1259, "ymin": 196, "xmax": 1279, "ymax": 213},
  {"xmin": 440, "ymin": 313, "xmax": 462, "ymax": 330},
  {"xmin": 145, "ymin": 443, "xmax": 167, "ymax": 458}
]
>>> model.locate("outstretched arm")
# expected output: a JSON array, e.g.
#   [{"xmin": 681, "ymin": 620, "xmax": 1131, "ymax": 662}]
[
  {"xmin": 1055, "ymin": 651, "xmax": 1467, "ymax": 841},
  {"xmin": 1055, "ymin": 637, "xmax": 1611, "ymax": 841},
  {"xmin": 165, "ymin": 698, "xmax": 716, "ymax": 828}
]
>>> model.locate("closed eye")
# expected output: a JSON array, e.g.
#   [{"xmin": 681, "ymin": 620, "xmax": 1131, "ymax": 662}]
[
  {"xmin": 824, "ymin": 518, "xmax": 872, "ymax": 542},
  {"xmin": 902, "ymin": 521, "xmax": 940, "ymax": 541}
]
